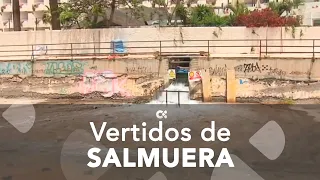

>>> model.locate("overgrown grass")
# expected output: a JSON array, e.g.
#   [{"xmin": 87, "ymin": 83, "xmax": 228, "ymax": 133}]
[{"xmin": 281, "ymin": 98, "xmax": 295, "ymax": 105}]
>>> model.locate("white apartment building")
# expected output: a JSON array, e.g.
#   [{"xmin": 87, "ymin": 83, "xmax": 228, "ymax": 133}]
[
  {"xmin": 296, "ymin": 0, "xmax": 320, "ymax": 26},
  {"xmin": 0, "ymin": 0, "xmax": 319, "ymax": 31},
  {"xmin": 0, "ymin": 0, "xmax": 231, "ymax": 31},
  {"xmin": 0, "ymin": 0, "xmax": 67, "ymax": 31}
]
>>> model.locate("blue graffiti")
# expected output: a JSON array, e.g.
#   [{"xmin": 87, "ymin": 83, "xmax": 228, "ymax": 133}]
[
  {"xmin": 0, "ymin": 62, "xmax": 32, "ymax": 75},
  {"xmin": 239, "ymin": 79, "xmax": 249, "ymax": 84}
]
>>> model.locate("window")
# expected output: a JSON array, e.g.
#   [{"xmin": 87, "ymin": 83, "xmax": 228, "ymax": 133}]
[
  {"xmin": 3, "ymin": 0, "xmax": 11, "ymax": 5},
  {"xmin": 313, "ymin": 19, "xmax": 320, "ymax": 26}
]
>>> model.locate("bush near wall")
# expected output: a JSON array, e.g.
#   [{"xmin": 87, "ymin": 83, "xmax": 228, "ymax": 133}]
[
  {"xmin": 234, "ymin": 8, "xmax": 300, "ymax": 27},
  {"xmin": 188, "ymin": 4, "xmax": 300, "ymax": 28}
]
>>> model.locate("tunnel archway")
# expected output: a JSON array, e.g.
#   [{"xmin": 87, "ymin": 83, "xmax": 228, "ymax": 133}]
[{"xmin": 168, "ymin": 57, "xmax": 191, "ymax": 85}]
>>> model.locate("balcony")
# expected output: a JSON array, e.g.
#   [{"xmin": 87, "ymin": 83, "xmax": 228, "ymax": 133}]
[
  {"xmin": 32, "ymin": 3, "xmax": 47, "ymax": 12},
  {"xmin": 2, "ymin": 19, "xmax": 13, "ymax": 29},
  {"xmin": 19, "ymin": 3, "xmax": 29, "ymax": 12},
  {"xmin": 1, "ymin": 3, "xmax": 12, "ymax": 13},
  {"xmin": 20, "ymin": 19, "xmax": 30, "ymax": 28},
  {"xmin": 35, "ymin": 19, "xmax": 50, "ymax": 29}
]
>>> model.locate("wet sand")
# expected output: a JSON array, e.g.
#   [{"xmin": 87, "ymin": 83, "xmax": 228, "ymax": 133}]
[{"xmin": 0, "ymin": 104, "xmax": 319, "ymax": 180}]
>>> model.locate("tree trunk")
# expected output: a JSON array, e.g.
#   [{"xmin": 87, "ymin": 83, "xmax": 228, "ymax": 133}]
[
  {"xmin": 174, "ymin": 0, "xmax": 181, "ymax": 26},
  {"xmin": 107, "ymin": 0, "xmax": 116, "ymax": 28},
  {"xmin": 49, "ymin": 0, "xmax": 61, "ymax": 30},
  {"xmin": 12, "ymin": 0, "xmax": 21, "ymax": 31},
  {"xmin": 174, "ymin": 0, "xmax": 182, "ymax": 26}
]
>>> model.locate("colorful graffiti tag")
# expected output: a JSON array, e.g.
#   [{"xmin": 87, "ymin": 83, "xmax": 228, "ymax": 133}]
[
  {"xmin": 0, "ymin": 62, "xmax": 32, "ymax": 75},
  {"xmin": 79, "ymin": 70, "xmax": 132, "ymax": 97},
  {"xmin": 44, "ymin": 60, "xmax": 87, "ymax": 75}
]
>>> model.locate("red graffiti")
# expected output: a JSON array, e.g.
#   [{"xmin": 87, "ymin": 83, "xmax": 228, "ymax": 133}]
[{"xmin": 107, "ymin": 54, "xmax": 120, "ymax": 59}]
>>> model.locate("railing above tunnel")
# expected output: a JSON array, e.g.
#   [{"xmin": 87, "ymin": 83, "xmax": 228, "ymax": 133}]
[{"xmin": 1, "ymin": 39, "xmax": 320, "ymax": 60}]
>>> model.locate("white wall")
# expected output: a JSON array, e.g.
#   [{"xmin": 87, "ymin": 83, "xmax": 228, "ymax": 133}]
[
  {"xmin": 0, "ymin": 26, "xmax": 320, "ymax": 59},
  {"xmin": 297, "ymin": 2, "xmax": 320, "ymax": 26}
]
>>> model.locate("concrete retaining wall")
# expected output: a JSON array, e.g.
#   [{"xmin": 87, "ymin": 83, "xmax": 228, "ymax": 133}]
[
  {"xmin": 2, "ymin": 27, "xmax": 320, "ymax": 59},
  {"xmin": 192, "ymin": 57, "xmax": 320, "ymax": 81},
  {"xmin": 0, "ymin": 57, "xmax": 168, "ymax": 77},
  {"xmin": 189, "ymin": 57, "xmax": 320, "ymax": 100},
  {"xmin": 0, "ymin": 56, "xmax": 320, "ymax": 100},
  {"xmin": 0, "ymin": 57, "xmax": 168, "ymax": 98}
]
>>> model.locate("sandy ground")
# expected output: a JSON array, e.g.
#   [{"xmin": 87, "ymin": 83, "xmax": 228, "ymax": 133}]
[
  {"xmin": 0, "ymin": 98, "xmax": 48, "ymax": 104},
  {"xmin": 0, "ymin": 102, "xmax": 319, "ymax": 180}
]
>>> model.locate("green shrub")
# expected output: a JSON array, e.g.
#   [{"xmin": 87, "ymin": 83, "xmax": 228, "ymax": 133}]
[{"xmin": 190, "ymin": 5, "xmax": 231, "ymax": 26}]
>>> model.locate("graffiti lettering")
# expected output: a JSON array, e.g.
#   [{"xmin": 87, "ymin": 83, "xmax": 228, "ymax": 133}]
[
  {"xmin": 44, "ymin": 61, "xmax": 87, "ymax": 75},
  {"xmin": 234, "ymin": 63, "xmax": 271, "ymax": 74},
  {"xmin": 0, "ymin": 62, "xmax": 32, "ymax": 75},
  {"xmin": 126, "ymin": 67, "xmax": 148, "ymax": 74},
  {"xmin": 243, "ymin": 62, "xmax": 261, "ymax": 73},
  {"xmin": 90, "ymin": 66, "xmax": 98, "ymax": 70},
  {"xmin": 209, "ymin": 65, "xmax": 227, "ymax": 76},
  {"xmin": 34, "ymin": 45, "xmax": 47, "ymax": 56},
  {"xmin": 239, "ymin": 79, "xmax": 249, "ymax": 84},
  {"xmin": 59, "ymin": 87, "xmax": 70, "ymax": 95},
  {"xmin": 289, "ymin": 71, "xmax": 307, "ymax": 75},
  {"xmin": 33, "ymin": 69, "xmax": 45, "ymax": 74},
  {"xmin": 268, "ymin": 68, "xmax": 287, "ymax": 77},
  {"xmin": 234, "ymin": 64, "xmax": 244, "ymax": 72},
  {"xmin": 211, "ymin": 62, "xmax": 292, "ymax": 78}
]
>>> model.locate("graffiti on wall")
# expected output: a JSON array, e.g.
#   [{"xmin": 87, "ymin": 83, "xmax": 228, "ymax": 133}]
[
  {"xmin": 34, "ymin": 45, "xmax": 48, "ymax": 56},
  {"xmin": 44, "ymin": 60, "xmax": 88, "ymax": 75},
  {"xmin": 209, "ymin": 65, "xmax": 227, "ymax": 76},
  {"xmin": 0, "ymin": 62, "xmax": 32, "ymax": 75},
  {"xmin": 289, "ymin": 71, "xmax": 308, "ymax": 76},
  {"xmin": 59, "ymin": 87, "xmax": 70, "ymax": 95},
  {"xmin": 210, "ymin": 62, "xmax": 308, "ymax": 78},
  {"xmin": 79, "ymin": 70, "xmax": 131, "ymax": 97},
  {"xmin": 239, "ymin": 79, "xmax": 249, "ymax": 84},
  {"xmin": 234, "ymin": 63, "xmax": 288, "ymax": 77},
  {"xmin": 234, "ymin": 63, "xmax": 288, "ymax": 76},
  {"xmin": 267, "ymin": 68, "xmax": 287, "ymax": 77},
  {"xmin": 234, "ymin": 62, "xmax": 263, "ymax": 73},
  {"xmin": 126, "ymin": 67, "xmax": 148, "ymax": 74}
]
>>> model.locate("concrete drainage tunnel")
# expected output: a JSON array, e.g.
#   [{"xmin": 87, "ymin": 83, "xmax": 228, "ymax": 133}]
[{"xmin": 150, "ymin": 57, "xmax": 199, "ymax": 104}]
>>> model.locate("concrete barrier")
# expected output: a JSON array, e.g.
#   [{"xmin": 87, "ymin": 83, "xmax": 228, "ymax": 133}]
[
  {"xmin": 0, "ymin": 56, "xmax": 167, "ymax": 98},
  {"xmin": 189, "ymin": 56, "xmax": 320, "ymax": 101},
  {"xmin": 191, "ymin": 57, "xmax": 320, "ymax": 81},
  {"xmin": 0, "ymin": 55, "xmax": 319, "ymax": 101},
  {"xmin": 1, "ymin": 27, "xmax": 320, "ymax": 59}
]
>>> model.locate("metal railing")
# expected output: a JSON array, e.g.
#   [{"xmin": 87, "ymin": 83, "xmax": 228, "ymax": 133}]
[
  {"xmin": 159, "ymin": 90, "xmax": 190, "ymax": 106},
  {"xmin": 0, "ymin": 39, "xmax": 319, "ymax": 60}
]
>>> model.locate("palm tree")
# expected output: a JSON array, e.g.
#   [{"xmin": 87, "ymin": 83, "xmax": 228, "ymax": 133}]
[
  {"xmin": 107, "ymin": 0, "xmax": 117, "ymax": 27},
  {"xmin": 175, "ymin": 4, "xmax": 188, "ymax": 25},
  {"xmin": 292, "ymin": 0, "xmax": 304, "ymax": 9},
  {"xmin": 12, "ymin": 0, "xmax": 21, "ymax": 31},
  {"xmin": 268, "ymin": 0, "xmax": 293, "ymax": 16},
  {"xmin": 49, "ymin": 0, "xmax": 61, "ymax": 30},
  {"xmin": 227, "ymin": 2, "xmax": 250, "ymax": 17},
  {"xmin": 42, "ymin": 6, "xmax": 52, "ymax": 25},
  {"xmin": 227, "ymin": 2, "xmax": 249, "ymax": 25}
]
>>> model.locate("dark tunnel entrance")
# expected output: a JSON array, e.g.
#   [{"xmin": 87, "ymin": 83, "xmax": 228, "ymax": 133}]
[{"xmin": 168, "ymin": 57, "xmax": 191, "ymax": 85}]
